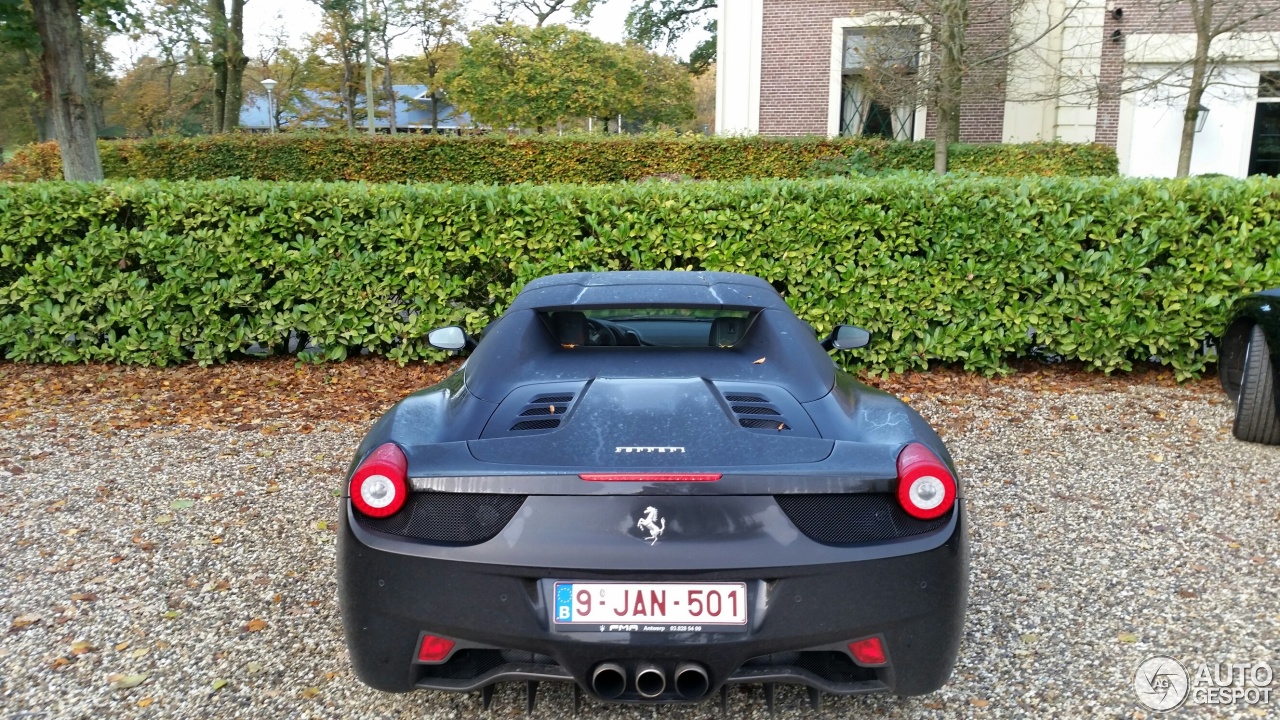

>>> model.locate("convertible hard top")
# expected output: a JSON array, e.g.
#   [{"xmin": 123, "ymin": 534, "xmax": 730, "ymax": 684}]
[
  {"xmin": 508, "ymin": 271, "xmax": 792, "ymax": 311},
  {"xmin": 463, "ymin": 271, "xmax": 839, "ymax": 404}
]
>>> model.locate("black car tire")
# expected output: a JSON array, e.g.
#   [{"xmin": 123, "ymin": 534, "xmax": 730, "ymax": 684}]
[{"xmin": 1233, "ymin": 325, "xmax": 1280, "ymax": 445}]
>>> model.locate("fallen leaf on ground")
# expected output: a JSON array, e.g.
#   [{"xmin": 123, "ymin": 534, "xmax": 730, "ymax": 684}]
[
  {"xmin": 244, "ymin": 618, "xmax": 268, "ymax": 632},
  {"xmin": 1118, "ymin": 632, "xmax": 1138, "ymax": 643},
  {"xmin": 138, "ymin": 697, "xmax": 154, "ymax": 707},
  {"xmin": 170, "ymin": 499, "xmax": 194, "ymax": 510},
  {"xmin": 9, "ymin": 613, "xmax": 41, "ymax": 631},
  {"xmin": 108, "ymin": 673, "xmax": 149, "ymax": 690},
  {"xmin": 212, "ymin": 678, "xmax": 229, "ymax": 691}
]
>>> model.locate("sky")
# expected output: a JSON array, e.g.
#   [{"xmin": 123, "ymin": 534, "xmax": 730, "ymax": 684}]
[{"xmin": 105, "ymin": 0, "xmax": 711, "ymax": 74}]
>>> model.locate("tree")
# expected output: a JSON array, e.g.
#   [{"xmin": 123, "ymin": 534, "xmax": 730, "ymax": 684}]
[
  {"xmin": 2, "ymin": 0, "xmax": 132, "ymax": 180},
  {"xmin": 208, "ymin": 0, "xmax": 249, "ymax": 132},
  {"xmin": 309, "ymin": 0, "xmax": 363, "ymax": 130},
  {"xmin": 368, "ymin": 0, "xmax": 411, "ymax": 133},
  {"xmin": 402, "ymin": 0, "xmax": 464, "ymax": 130},
  {"xmin": 445, "ymin": 23, "xmax": 617, "ymax": 131},
  {"xmin": 850, "ymin": 1, "xmax": 1077, "ymax": 174},
  {"xmin": 107, "ymin": 55, "xmax": 210, "ymax": 136},
  {"xmin": 491, "ymin": 0, "xmax": 602, "ymax": 27},
  {"xmin": 625, "ymin": 0, "xmax": 715, "ymax": 72},
  {"xmin": 1122, "ymin": 1, "xmax": 1280, "ymax": 176},
  {"xmin": 608, "ymin": 41, "xmax": 694, "ymax": 129}
]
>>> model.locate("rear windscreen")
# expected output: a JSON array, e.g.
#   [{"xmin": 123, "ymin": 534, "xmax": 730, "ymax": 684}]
[{"xmin": 540, "ymin": 308, "xmax": 757, "ymax": 348}]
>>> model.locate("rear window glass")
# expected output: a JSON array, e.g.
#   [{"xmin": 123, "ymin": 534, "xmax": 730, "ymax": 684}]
[{"xmin": 539, "ymin": 308, "xmax": 756, "ymax": 348}]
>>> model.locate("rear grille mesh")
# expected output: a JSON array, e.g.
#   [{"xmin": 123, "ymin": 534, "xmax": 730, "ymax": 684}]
[
  {"xmin": 357, "ymin": 493, "xmax": 526, "ymax": 544},
  {"xmin": 740, "ymin": 418, "xmax": 790, "ymax": 430},
  {"xmin": 733, "ymin": 405, "xmax": 780, "ymax": 415},
  {"xmin": 724, "ymin": 393, "xmax": 767, "ymax": 402},
  {"xmin": 507, "ymin": 392, "xmax": 576, "ymax": 434},
  {"xmin": 775, "ymin": 493, "xmax": 950, "ymax": 544},
  {"xmin": 531, "ymin": 394, "xmax": 573, "ymax": 404}
]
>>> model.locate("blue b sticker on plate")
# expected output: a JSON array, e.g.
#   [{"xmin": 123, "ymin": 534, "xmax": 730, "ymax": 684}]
[{"xmin": 554, "ymin": 583, "xmax": 574, "ymax": 622}]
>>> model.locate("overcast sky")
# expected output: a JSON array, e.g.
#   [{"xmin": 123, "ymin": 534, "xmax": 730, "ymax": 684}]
[{"xmin": 105, "ymin": 0, "xmax": 711, "ymax": 73}]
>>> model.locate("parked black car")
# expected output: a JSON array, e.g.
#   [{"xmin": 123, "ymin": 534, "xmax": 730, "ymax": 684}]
[
  {"xmin": 337, "ymin": 271, "xmax": 969, "ymax": 710},
  {"xmin": 1220, "ymin": 288, "xmax": 1280, "ymax": 444}
]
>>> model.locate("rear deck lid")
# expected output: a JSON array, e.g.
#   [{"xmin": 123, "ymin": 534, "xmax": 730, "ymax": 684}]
[{"xmin": 468, "ymin": 378, "xmax": 833, "ymax": 467}]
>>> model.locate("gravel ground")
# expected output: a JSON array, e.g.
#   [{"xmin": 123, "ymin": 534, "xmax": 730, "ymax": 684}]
[{"xmin": 1, "ymin": 369, "xmax": 1278, "ymax": 719}]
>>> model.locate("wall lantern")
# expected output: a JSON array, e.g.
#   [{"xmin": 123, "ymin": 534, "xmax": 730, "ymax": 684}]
[{"xmin": 1195, "ymin": 103, "xmax": 1210, "ymax": 133}]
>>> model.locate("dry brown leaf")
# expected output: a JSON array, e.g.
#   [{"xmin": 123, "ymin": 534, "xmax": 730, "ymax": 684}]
[{"xmin": 244, "ymin": 618, "xmax": 268, "ymax": 633}]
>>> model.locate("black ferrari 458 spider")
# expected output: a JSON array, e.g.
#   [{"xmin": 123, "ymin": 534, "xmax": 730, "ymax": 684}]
[
  {"xmin": 1220, "ymin": 288, "xmax": 1280, "ymax": 445},
  {"xmin": 338, "ymin": 271, "xmax": 969, "ymax": 710}
]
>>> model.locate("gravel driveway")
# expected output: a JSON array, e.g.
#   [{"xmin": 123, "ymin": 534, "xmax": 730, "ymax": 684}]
[{"xmin": 1, "ymin": 363, "xmax": 1276, "ymax": 719}]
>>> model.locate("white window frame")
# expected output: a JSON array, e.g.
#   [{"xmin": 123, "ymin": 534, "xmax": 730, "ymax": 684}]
[{"xmin": 827, "ymin": 14, "xmax": 928, "ymax": 140}]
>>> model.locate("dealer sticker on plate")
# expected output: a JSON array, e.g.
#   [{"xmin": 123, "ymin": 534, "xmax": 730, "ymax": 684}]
[{"xmin": 552, "ymin": 582, "xmax": 748, "ymax": 632}]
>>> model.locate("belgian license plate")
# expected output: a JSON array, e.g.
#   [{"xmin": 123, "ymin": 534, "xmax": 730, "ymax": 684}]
[{"xmin": 552, "ymin": 582, "xmax": 748, "ymax": 632}]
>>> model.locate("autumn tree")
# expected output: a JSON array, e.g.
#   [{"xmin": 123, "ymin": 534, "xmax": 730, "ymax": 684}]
[
  {"xmin": 107, "ymin": 55, "xmax": 210, "ymax": 136},
  {"xmin": 491, "ymin": 0, "xmax": 601, "ymax": 27},
  {"xmin": 606, "ymin": 41, "xmax": 694, "ymax": 129},
  {"xmin": 401, "ymin": 0, "xmax": 464, "ymax": 130},
  {"xmin": 208, "ymin": 0, "xmax": 249, "ymax": 132},
  {"xmin": 309, "ymin": 0, "xmax": 363, "ymax": 130},
  {"xmin": 445, "ymin": 23, "xmax": 618, "ymax": 131}
]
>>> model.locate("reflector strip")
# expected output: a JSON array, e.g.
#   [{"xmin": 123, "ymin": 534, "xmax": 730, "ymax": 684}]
[{"xmin": 579, "ymin": 473, "xmax": 722, "ymax": 483}]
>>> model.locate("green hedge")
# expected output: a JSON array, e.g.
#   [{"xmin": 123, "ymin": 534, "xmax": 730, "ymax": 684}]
[
  {"xmin": 0, "ymin": 135, "xmax": 1118, "ymax": 183},
  {"xmin": 0, "ymin": 176, "xmax": 1274, "ymax": 376}
]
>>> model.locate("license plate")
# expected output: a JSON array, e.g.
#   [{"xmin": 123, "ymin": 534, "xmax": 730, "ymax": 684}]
[{"xmin": 552, "ymin": 582, "xmax": 748, "ymax": 631}]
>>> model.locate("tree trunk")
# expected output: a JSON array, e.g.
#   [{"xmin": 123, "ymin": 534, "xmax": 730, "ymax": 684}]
[
  {"xmin": 933, "ymin": 0, "xmax": 966, "ymax": 175},
  {"xmin": 363, "ymin": 0, "xmax": 376, "ymax": 134},
  {"xmin": 430, "ymin": 89, "xmax": 439, "ymax": 131},
  {"xmin": 19, "ymin": 49, "xmax": 48, "ymax": 143},
  {"xmin": 209, "ymin": 0, "xmax": 228, "ymax": 133},
  {"xmin": 30, "ymin": 0, "xmax": 103, "ymax": 181},
  {"xmin": 383, "ymin": 46, "xmax": 397, "ymax": 133},
  {"xmin": 222, "ymin": 0, "xmax": 248, "ymax": 131},
  {"xmin": 1177, "ymin": 1, "xmax": 1214, "ymax": 178}
]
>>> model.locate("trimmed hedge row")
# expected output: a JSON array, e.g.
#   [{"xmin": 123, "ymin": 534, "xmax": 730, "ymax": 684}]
[
  {"xmin": 0, "ymin": 176, "xmax": 1275, "ymax": 376},
  {"xmin": 0, "ymin": 135, "xmax": 1118, "ymax": 183}
]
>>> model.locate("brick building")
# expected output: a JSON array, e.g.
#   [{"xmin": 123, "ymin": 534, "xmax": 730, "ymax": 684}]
[{"xmin": 716, "ymin": 0, "xmax": 1280, "ymax": 177}]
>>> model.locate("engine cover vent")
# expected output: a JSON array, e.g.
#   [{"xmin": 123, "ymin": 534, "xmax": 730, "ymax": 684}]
[{"xmin": 480, "ymin": 382, "xmax": 586, "ymax": 439}]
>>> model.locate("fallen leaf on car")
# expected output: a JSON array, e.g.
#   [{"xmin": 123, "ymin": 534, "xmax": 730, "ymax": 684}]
[
  {"xmin": 108, "ymin": 673, "xmax": 149, "ymax": 690},
  {"xmin": 245, "ymin": 618, "xmax": 268, "ymax": 632},
  {"xmin": 752, "ymin": 357, "xmax": 766, "ymax": 364}
]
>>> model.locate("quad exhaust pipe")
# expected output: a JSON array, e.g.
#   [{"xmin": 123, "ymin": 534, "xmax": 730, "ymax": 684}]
[
  {"xmin": 590, "ymin": 662, "xmax": 626, "ymax": 699},
  {"xmin": 674, "ymin": 662, "xmax": 710, "ymax": 699},
  {"xmin": 634, "ymin": 662, "xmax": 666, "ymax": 698},
  {"xmin": 590, "ymin": 660, "xmax": 709, "ymax": 700}
]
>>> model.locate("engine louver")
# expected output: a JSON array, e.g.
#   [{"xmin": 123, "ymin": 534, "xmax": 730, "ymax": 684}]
[
  {"xmin": 508, "ymin": 393, "xmax": 576, "ymax": 433},
  {"xmin": 729, "ymin": 396, "xmax": 790, "ymax": 432}
]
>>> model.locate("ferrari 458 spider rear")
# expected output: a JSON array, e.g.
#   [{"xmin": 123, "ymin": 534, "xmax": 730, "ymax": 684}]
[{"xmin": 338, "ymin": 271, "xmax": 969, "ymax": 710}]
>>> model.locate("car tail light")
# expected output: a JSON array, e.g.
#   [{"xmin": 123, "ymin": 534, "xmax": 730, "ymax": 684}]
[
  {"xmin": 848, "ymin": 637, "xmax": 886, "ymax": 665},
  {"xmin": 896, "ymin": 443, "xmax": 956, "ymax": 520},
  {"xmin": 349, "ymin": 443, "xmax": 408, "ymax": 518},
  {"xmin": 417, "ymin": 634, "xmax": 456, "ymax": 663}
]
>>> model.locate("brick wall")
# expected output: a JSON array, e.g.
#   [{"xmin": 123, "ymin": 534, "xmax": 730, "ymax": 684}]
[{"xmin": 758, "ymin": 0, "xmax": 1010, "ymax": 141}]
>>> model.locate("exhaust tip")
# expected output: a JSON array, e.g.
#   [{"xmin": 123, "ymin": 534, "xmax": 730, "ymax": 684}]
[
  {"xmin": 634, "ymin": 662, "xmax": 666, "ymax": 698},
  {"xmin": 591, "ymin": 662, "xmax": 626, "ymax": 699},
  {"xmin": 674, "ymin": 662, "xmax": 710, "ymax": 699}
]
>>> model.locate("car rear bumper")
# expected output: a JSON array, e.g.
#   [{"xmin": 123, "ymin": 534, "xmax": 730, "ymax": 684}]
[{"xmin": 337, "ymin": 502, "xmax": 969, "ymax": 703}]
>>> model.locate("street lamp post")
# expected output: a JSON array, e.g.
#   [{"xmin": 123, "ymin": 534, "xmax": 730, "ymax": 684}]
[{"xmin": 261, "ymin": 78, "xmax": 278, "ymax": 134}]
